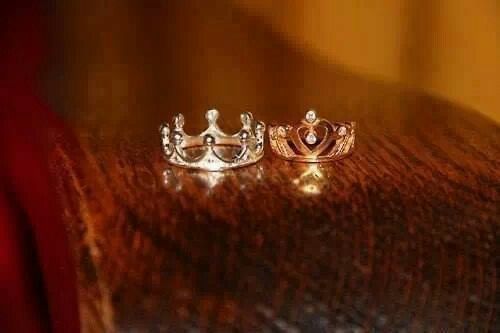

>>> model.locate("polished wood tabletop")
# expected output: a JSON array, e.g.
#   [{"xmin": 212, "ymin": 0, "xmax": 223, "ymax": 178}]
[{"xmin": 48, "ymin": 1, "xmax": 499, "ymax": 332}]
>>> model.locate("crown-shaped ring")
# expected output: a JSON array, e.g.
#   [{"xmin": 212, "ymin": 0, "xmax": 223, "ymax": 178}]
[
  {"xmin": 268, "ymin": 110, "xmax": 355, "ymax": 162},
  {"xmin": 160, "ymin": 109, "xmax": 265, "ymax": 171}
]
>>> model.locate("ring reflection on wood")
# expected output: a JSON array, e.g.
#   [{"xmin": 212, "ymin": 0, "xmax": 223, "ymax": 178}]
[{"xmin": 162, "ymin": 164, "xmax": 264, "ymax": 194}]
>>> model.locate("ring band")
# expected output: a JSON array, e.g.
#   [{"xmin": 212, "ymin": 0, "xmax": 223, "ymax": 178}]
[{"xmin": 268, "ymin": 110, "xmax": 355, "ymax": 163}]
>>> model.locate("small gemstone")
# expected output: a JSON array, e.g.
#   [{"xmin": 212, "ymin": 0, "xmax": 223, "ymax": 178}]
[
  {"xmin": 305, "ymin": 110, "xmax": 317, "ymax": 123},
  {"xmin": 239, "ymin": 130, "xmax": 250, "ymax": 141},
  {"xmin": 203, "ymin": 134, "xmax": 215, "ymax": 145},
  {"xmin": 173, "ymin": 131, "xmax": 183, "ymax": 144},
  {"xmin": 240, "ymin": 112, "xmax": 253, "ymax": 126},
  {"xmin": 159, "ymin": 123, "xmax": 169, "ymax": 137},
  {"xmin": 255, "ymin": 121, "xmax": 265, "ymax": 132},
  {"xmin": 338, "ymin": 126, "xmax": 347, "ymax": 136},
  {"xmin": 305, "ymin": 132, "xmax": 317, "ymax": 144}
]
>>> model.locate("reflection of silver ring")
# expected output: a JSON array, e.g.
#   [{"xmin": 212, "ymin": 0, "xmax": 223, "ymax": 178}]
[
  {"xmin": 162, "ymin": 164, "xmax": 264, "ymax": 193},
  {"xmin": 159, "ymin": 109, "xmax": 265, "ymax": 171}
]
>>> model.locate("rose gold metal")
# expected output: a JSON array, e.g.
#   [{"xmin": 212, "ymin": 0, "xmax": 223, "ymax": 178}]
[{"xmin": 268, "ymin": 110, "xmax": 356, "ymax": 162}]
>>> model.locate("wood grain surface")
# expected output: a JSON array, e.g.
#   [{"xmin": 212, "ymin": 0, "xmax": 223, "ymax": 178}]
[{"xmin": 47, "ymin": 1, "xmax": 500, "ymax": 332}]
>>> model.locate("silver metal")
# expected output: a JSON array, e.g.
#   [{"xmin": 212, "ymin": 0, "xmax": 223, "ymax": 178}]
[
  {"xmin": 160, "ymin": 109, "xmax": 265, "ymax": 171},
  {"xmin": 162, "ymin": 164, "xmax": 264, "ymax": 194}
]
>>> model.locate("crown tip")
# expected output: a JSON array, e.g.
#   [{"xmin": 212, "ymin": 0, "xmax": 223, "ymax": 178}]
[
  {"xmin": 305, "ymin": 109, "xmax": 317, "ymax": 123},
  {"xmin": 240, "ymin": 112, "xmax": 254, "ymax": 126},
  {"xmin": 206, "ymin": 109, "xmax": 220, "ymax": 123},
  {"xmin": 174, "ymin": 114, "xmax": 185, "ymax": 129}
]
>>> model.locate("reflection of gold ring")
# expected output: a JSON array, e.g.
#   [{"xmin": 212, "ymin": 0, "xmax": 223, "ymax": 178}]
[{"xmin": 268, "ymin": 110, "xmax": 355, "ymax": 163}]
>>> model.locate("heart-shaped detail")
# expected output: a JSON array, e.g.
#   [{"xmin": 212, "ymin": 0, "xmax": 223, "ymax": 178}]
[
  {"xmin": 292, "ymin": 121, "xmax": 337, "ymax": 156},
  {"xmin": 305, "ymin": 132, "xmax": 317, "ymax": 145}
]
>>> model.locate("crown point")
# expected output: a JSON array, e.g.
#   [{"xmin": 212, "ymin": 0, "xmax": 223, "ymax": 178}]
[
  {"xmin": 240, "ymin": 112, "xmax": 253, "ymax": 126},
  {"xmin": 174, "ymin": 114, "xmax": 185, "ymax": 129},
  {"xmin": 305, "ymin": 110, "xmax": 317, "ymax": 123},
  {"xmin": 206, "ymin": 109, "xmax": 219, "ymax": 123}
]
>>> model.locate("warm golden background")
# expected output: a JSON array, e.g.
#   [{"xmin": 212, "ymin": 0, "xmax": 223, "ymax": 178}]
[
  {"xmin": 52, "ymin": 0, "xmax": 499, "ymax": 123},
  {"xmin": 234, "ymin": 0, "xmax": 499, "ymax": 122}
]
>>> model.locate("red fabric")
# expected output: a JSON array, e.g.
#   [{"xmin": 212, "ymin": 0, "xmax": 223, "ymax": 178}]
[{"xmin": 0, "ymin": 1, "xmax": 80, "ymax": 332}]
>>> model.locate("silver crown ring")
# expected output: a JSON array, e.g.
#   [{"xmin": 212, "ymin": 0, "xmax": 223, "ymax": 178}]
[{"xmin": 160, "ymin": 109, "xmax": 265, "ymax": 171}]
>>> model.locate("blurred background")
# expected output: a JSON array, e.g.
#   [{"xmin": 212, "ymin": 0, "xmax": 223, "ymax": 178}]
[
  {"xmin": 50, "ymin": 0, "xmax": 499, "ymax": 129},
  {"xmin": 235, "ymin": 0, "xmax": 499, "ymax": 122}
]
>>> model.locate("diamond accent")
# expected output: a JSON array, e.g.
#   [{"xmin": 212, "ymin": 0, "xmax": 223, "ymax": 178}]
[
  {"xmin": 305, "ymin": 132, "xmax": 317, "ymax": 145},
  {"xmin": 305, "ymin": 110, "xmax": 317, "ymax": 123}
]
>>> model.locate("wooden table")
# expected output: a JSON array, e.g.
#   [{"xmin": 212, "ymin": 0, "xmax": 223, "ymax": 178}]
[{"xmin": 49, "ymin": 2, "xmax": 499, "ymax": 332}]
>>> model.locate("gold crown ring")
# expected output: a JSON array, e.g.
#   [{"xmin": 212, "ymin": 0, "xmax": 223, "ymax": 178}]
[{"xmin": 268, "ymin": 110, "xmax": 355, "ymax": 163}]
